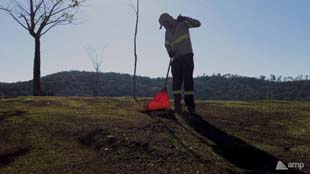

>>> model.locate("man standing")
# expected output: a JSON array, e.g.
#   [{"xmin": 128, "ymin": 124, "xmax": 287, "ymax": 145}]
[{"xmin": 159, "ymin": 13, "xmax": 201, "ymax": 114}]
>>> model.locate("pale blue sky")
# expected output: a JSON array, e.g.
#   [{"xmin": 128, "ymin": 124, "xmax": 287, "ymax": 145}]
[{"xmin": 0, "ymin": 0, "xmax": 309, "ymax": 82}]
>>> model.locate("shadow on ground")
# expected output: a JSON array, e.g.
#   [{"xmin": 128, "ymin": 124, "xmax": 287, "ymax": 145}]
[
  {"xmin": 144, "ymin": 110, "xmax": 304, "ymax": 174},
  {"xmin": 0, "ymin": 147, "xmax": 30, "ymax": 167},
  {"xmin": 184, "ymin": 113, "xmax": 304, "ymax": 174},
  {"xmin": 143, "ymin": 110, "xmax": 210, "ymax": 164}
]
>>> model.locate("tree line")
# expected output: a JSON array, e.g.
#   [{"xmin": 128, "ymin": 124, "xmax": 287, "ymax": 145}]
[{"xmin": 1, "ymin": 71, "xmax": 310, "ymax": 100}]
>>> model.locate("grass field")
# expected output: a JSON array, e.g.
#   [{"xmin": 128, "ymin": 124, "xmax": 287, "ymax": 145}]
[{"xmin": 0, "ymin": 97, "xmax": 309, "ymax": 174}]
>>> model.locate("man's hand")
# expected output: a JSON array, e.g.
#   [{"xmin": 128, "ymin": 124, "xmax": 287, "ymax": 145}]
[
  {"xmin": 177, "ymin": 15, "xmax": 188, "ymax": 23},
  {"xmin": 168, "ymin": 51, "xmax": 175, "ymax": 58}
]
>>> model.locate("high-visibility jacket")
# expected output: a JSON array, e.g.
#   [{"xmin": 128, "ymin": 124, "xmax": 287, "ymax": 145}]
[{"xmin": 165, "ymin": 17, "xmax": 201, "ymax": 59}]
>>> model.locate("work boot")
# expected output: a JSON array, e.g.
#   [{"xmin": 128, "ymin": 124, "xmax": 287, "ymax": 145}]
[
  {"xmin": 174, "ymin": 103, "xmax": 182, "ymax": 114},
  {"xmin": 184, "ymin": 95, "xmax": 195, "ymax": 114},
  {"xmin": 187, "ymin": 106, "xmax": 196, "ymax": 114}
]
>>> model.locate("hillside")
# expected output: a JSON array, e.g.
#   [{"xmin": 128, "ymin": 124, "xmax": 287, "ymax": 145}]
[
  {"xmin": 0, "ymin": 97, "xmax": 309, "ymax": 173},
  {"xmin": 1, "ymin": 71, "xmax": 310, "ymax": 100}
]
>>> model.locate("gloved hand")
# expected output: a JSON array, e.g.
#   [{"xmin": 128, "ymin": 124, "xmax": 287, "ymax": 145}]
[
  {"xmin": 168, "ymin": 51, "xmax": 175, "ymax": 58},
  {"xmin": 177, "ymin": 15, "xmax": 188, "ymax": 23}
]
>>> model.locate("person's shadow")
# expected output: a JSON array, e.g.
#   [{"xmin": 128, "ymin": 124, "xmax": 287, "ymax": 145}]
[{"xmin": 181, "ymin": 113, "xmax": 304, "ymax": 174}]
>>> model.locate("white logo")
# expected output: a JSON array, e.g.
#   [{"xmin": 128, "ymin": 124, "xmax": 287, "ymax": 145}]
[
  {"xmin": 288, "ymin": 162, "xmax": 305, "ymax": 170},
  {"xmin": 276, "ymin": 161, "xmax": 288, "ymax": 170},
  {"xmin": 276, "ymin": 161, "xmax": 305, "ymax": 171}
]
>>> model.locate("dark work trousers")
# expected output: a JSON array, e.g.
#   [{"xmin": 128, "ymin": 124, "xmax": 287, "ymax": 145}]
[{"xmin": 171, "ymin": 53, "xmax": 195, "ymax": 111}]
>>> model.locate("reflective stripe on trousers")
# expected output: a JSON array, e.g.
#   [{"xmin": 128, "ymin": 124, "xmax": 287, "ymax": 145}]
[
  {"xmin": 184, "ymin": 91, "xmax": 194, "ymax": 95},
  {"xmin": 173, "ymin": 90, "xmax": 194, "ymax": 95},
  {"xmin": 173, "ymin": 90, "xmax": 182, "ymax": 95}
]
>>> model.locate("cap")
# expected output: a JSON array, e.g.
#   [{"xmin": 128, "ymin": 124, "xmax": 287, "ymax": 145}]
[{"xmin": 159, "ymin": 13, "xmax": 172, "ymax": 29}]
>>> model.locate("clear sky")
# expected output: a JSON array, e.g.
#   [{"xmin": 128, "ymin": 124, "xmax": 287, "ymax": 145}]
[{"xmin": 0, "ymin": 0, "xmax": 309, "ymax": 83}]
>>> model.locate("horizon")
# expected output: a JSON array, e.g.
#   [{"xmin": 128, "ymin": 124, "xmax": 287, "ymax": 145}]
[
  {"xmin": 1, "ymin": 0, "xmax": 310, "ymax": 83},
  {"xmin": 1, "ymin": 70, "xmax": 309, "ymax": 84}
]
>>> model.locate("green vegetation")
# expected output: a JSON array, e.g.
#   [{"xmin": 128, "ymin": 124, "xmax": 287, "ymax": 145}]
[
  {"xmin": 0, "ymin": 97, "xmax": 309, "ymax": 173},
  {"xmin": 1, "ymin": 71, "xmax": 310, "ymax": 100}
]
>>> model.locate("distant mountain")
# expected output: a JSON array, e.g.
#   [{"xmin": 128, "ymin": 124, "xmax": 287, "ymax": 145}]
[{"xmin": 1, "ymin": 71, "xmax": 310, "ymax": 100}]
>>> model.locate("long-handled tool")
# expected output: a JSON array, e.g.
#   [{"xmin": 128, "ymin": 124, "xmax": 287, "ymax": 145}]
[
  {"xmin": 164, "ymin": 58, "xmax": 173, "ymax": 88},
  {"xmin": 145, "ymin": 58, "xmax": 173, "ymax": 111}
]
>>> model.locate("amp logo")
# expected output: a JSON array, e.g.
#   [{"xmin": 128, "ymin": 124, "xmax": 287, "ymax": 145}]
[{"xmin": 276, "ymin": 160, "xmax": 305, "ymax": 171}]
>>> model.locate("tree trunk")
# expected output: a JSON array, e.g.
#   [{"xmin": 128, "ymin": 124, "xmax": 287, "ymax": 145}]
[
  {"xmin": 133, "ymin": 0, "xmax": 139, "ymax": 103},
  {"xmin": 33, "ymin": 36, "xmax": 41, "ymax": 96}
]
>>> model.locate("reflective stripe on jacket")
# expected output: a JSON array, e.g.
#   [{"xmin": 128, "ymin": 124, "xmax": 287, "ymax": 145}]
[{"xmin": 165, "ymin": 17, "xmax": 201, "ymax": 58}]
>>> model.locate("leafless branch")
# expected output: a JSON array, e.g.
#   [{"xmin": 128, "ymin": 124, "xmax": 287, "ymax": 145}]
[
  {"xmin": 0, "ymin": 0, "xmax": 85, "ymax": 38},
  {"xmin": 86, "ymin": 47, "xmax": 106, "ymax": 73},
  {"xmin": 130, "ymin": 3, "xmax": 136, "ymax": 13},
  {"xmin": 0, "ymin": 7, "xmax": 29, "ymax": 30}
]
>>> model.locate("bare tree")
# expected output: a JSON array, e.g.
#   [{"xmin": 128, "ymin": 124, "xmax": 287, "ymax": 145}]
[
  {"xmin": 0, "ymin": 0, "xmax": 85, "ymax": 96},
  {"xmin": 295, "ymin": 75, "xmax": 303, "ymax": 81},
  {"xmin": 269, "ymin": 74, "xmax": 276, "ymax": 82},
  {"xmin": 277, "ymin": 75, "xmax": 282, "ymax": 82},
  {"xmin": 130, "ymin": 0, "xmax": 139, "ymax": 103},
  {"xmin": 87, "ymin": 47, "xmax": 104, "ymax": 97}
]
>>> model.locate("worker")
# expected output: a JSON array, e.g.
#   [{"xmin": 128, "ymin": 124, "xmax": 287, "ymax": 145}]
[{"xmin": 159, "ymin": 13, "xmax": 201, "ymax": 114}]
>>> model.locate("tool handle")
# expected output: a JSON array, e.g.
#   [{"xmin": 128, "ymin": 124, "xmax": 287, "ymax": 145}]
[{"xmin": 164, "ymin": 58, "xmax": 173, "ymax": 88}]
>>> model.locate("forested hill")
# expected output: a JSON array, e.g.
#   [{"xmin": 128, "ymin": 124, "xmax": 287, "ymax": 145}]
[{"xmin": 1, "ymin": 71, "xmax": 310, "ymax": 100}]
